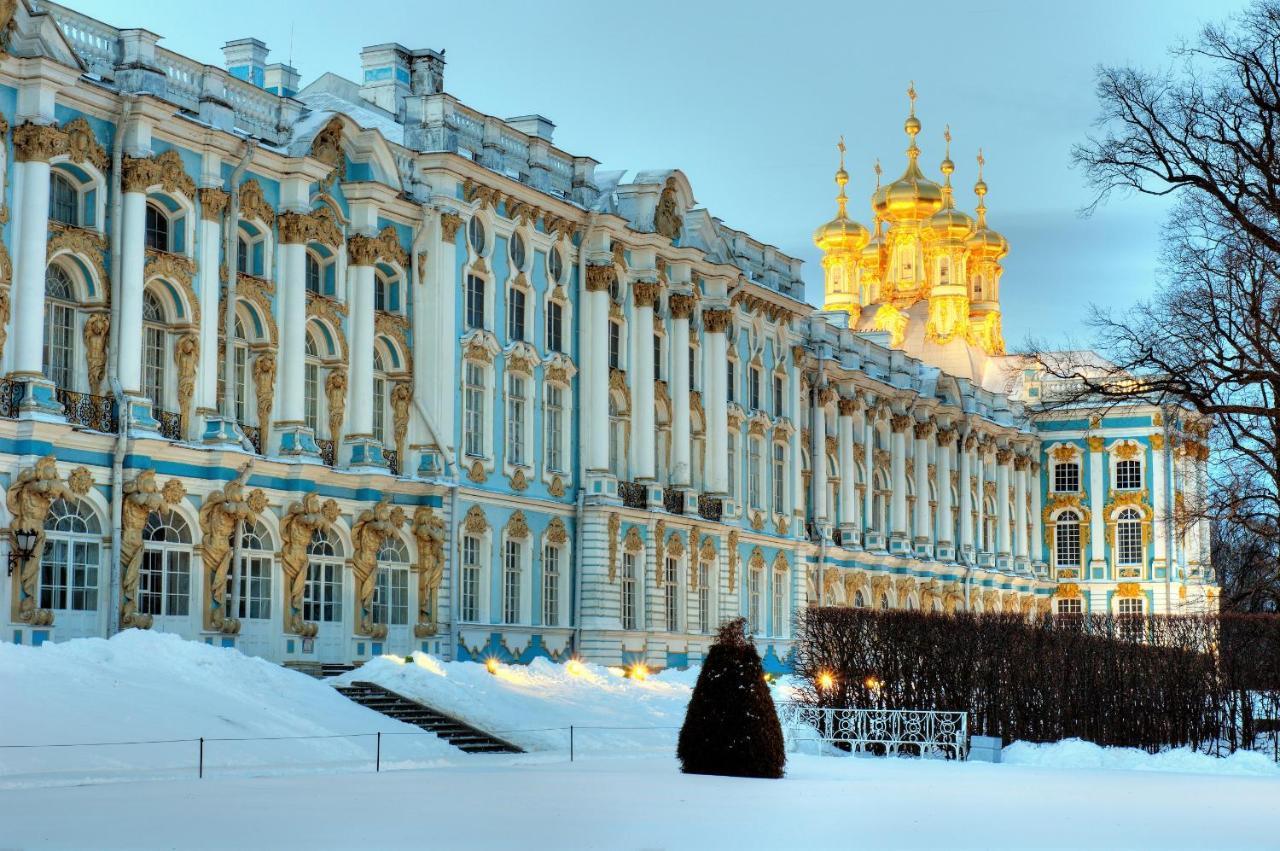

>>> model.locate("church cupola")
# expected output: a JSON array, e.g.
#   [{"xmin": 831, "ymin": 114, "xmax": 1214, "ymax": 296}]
[
  {"xmin": 815, "ymin": 137, "xmax": 869, "ymax": 313},
  {"xmin": 965, "ymin": 149, "xmax": 1009, "ymax": 355}
]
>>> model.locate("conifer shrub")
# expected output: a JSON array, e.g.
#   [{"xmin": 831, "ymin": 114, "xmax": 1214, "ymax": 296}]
[{"xmin": 677, "ymin": 617, "xmax": 786, "ymax": 778}]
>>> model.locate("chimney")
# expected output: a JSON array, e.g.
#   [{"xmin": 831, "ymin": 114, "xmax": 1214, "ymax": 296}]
[
  {"xmin": 223, "ymin": 38, "xmax": 269, "ymax": 88},
  {"xmin": 409, "ymin": 48, "xmax": 446, "ymax": 95},
  {"xmin": 360, "ymin": 43, "xmax": 411, "ymax": 115},
  {"xmin": 264, "ymin": 63, "xmax": 300, "ymax": 97},
  {"xmin": 506, "ymin": 114, "xmax": 555, "ymax": 143}
]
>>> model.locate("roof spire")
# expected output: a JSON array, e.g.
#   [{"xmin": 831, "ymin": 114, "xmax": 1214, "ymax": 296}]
[
  {"xmin": 904, "ymin": 81, "xmax": 921, "ymax": 161},
  {"xmin": 834, "ymin": 136, "xmax": 849, "ymax": 219},
  {"xmin": 939, "ymin": 124, "xmax": 955, "ymax": 208},
  {"xmin": 974, "ymin": 148, "xmax": 989, "ymax": 227}
]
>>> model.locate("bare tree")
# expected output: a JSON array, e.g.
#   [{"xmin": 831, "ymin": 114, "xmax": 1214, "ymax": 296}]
[
  {"xmin": 1212, "ymin": 517, "xmax": 1280, "ymax": 612},
  {"xmin": 1028, "ymin": 2, "xmax": 1280, "ymax": 594}
]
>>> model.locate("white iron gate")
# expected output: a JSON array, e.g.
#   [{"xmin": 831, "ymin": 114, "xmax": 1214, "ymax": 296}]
[{"xmin": 778, "ymin": 703, "xmax": 968, "ymax": 759}]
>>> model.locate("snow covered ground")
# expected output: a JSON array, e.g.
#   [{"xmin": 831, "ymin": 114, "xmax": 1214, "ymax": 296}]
[{"xmin": 4, "ymin": 633, "xmax": 1280, "ymax": 849}]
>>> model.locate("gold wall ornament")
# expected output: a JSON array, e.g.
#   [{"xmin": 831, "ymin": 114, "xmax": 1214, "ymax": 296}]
[
  {"xmin": 727, "ymin": 530, "xmax": 740, "ymax": 593},
  {"xmin": 546, "ymin": 517, "xmax": 569, "ymax": 546},
  {"xmin": 198, "ymin": 464, "xmax": 267, "ymax": 634},
  {"xmin": 612, "ymin": 241, "xmax": 627, "ymax": 269},
  {"xmin": 1050, "ymin": 444, "xmax": 1078, "ymax": 463},
  {"xmin": 871, "ymin": 303, "xmax": 909, "ymax": 347},
  {"xmin": 666, "ymin": 530, "xmax": 685, "ymax": 557},
  {"xmin": 1114, "ymin": 442, "xmax": 1140, "ymax": 461},
  {"xmin": 653, "ymin": 178, "xmax": 684, "ymax": 240},
  {"xmin": 654, "ymin": 520, "xmax": 667, "ymax": 585},
  {"xmin": 669, "ymin": 294, "xmax": 695, "ymax": 319},
  {"xmin": 0, "ymin": 286, "xmax": 12, "ymax": 365},
  {"xmin": 1149, "ymin": 433, "xmax": 1165, "ymax": 451},
  {"xmin": 306, "ymin": 293, "xmax": 350, "ymax": 361},
  {"xmin": 623, "ymin": 525, "xmax": 644, "ymax": 554},
  {"xmin": 351, "ymin": 496, "xmax": 407, "ymax": 638},
  {"xmin": 347, "ymin": 234, "xmax": 380, "ymax": 266},
  {"xmin": 309, "ymin": 117, "xmax": 346, "ymax": 183},
  {"xmin": 924, "ymin": 294, "xmax": 970, "ymax": 346},
  {"xmin": 324, "ymin": 368, "xmax": 347, "ymax": 442},
  {"xmin": 1116, "ymin": 582, "xmax": 1142, "ymax": 598},
  {"xmin": 1055, "ymin": 582, "xmax": 1081, "ymax": 598},
  {"xmin": 82, "ymin": 312, "xmax": 110, "ymax": 396},
  {"xmin": 607, "ymin": 513, "xmax": 621, "ymax": 582},
  {"xmin": 237, "ymin": 179, "xmax": 275, "ymax": 225},
  {"xmin": 390, "ymin": 382, "xmax": 412, "ymax": 463},
  {"xmin": 62, "ymin": 117, "xmax": 108, "ymax": 171},
  {"xmin": 373, "ymin": 225, "xmax": 410, "ymax": 268},
  {"xmin": 462, "ymin": 178, "xmax": 500, "ymax": 209},
  {"xmin": 467, "ymin": 460, "xmax": 486, "ymax": 483},
  {"xmin": 412, "ymin": 507, "xmax": 447, "ymax": 636},
  {"xmin": 608, "ymin": 368, "xmax": 631, "ymax": 412},
  {"xmin": 632, "ymin": 281, "xmax": 662, "ymax": 308},
  {"xmin": 13, "ymin": 122, "xmax": 67, "ymax": 163},
  {"xmin": 507, "ymin": 511, "xmax": 531, "ymax": 539},
  {"xmin": 698, "ymin": 533, "xmax": 716, "ymax": 576},
  {"xmin": 1087, "ymin": 435, "xmax": 1105, "ymax": 453},
  {"xmin": 145, "ymin": 250, "xmax": 201, "ymax": 323},
  {"xmin": 510, "ymin": 469, "xmax": 528, "ymax": 491},
  {"xmin": 6, "ymin": 456, "xmax": 90, "ymax": 626},
  {"xmin": 549, "ymin": 476, "xmax": 565, "ymax": 498},
  {"xmin": 47, "ymin": 225, "xmax": 109, "ymax": 296},
  {"xmin": 440, "ymin": 212, "xmax": 464, "ymax": 242},
  {"xmin": 277, "ymin": 211, "xmax": 311, "ymax": 245},
  {"xmin": 278, "ymin": 493, "xmax": 341, "ymax": 637},
  {"xmin": 309, "ymin": 206, "xmax": 345, "ymax": 248},
  {"xmin": 252, "ymin": 353, "xmax": 276, "ymax": 441},
  {"xmin": 122, "ymin": 150, "xmax": 195, "ymax": 197},
  {"xmin": 463, "ymin": 505, "xmax": 489, "ymax": 534},
  {"xmin": 197, "ymin": 187, "xmax": 230, "ymax": 222},
  {"xmin": 174, "ymin": 332, "xmax": 198, "ymax": 435}
]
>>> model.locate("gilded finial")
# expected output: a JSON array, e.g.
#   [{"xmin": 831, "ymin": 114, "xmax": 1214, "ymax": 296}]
[
  {"xmin": 974, "ymin": 148, "xmax": 988, "ymax": 225},
  {"xmin": 939, "ymin": 125, "xmax": 955, "ymax": 204},
  {"xmin": 834, "ymin": 136, "xmax": 849, "ymax": 218},
  {"xmin": 904, "ymin": 81, "xmax": 921, "ymax": 152},
  {"xmin": 908, "ymin": 80, "xmax": 917, "ymax": 116},
  {"xmin": 874, "ymin": 159, "xmax": 882, "ymax": 189},
  {"xmin": 944, "ymin": 125, "xmax": 951, "ymax": 156},
  {"xmin": 838, "ymin": 135, "xmax": 846, "ymax": 171}
]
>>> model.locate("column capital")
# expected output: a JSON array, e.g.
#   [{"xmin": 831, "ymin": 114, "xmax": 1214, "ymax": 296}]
[
  {"xmin": 347, "ymin": 233, "xmax": 380, "ymax": 266},
  {"xmin": 669, "ymin": 293, "xmax": 695, "ymax": 318},
  {"xmin": 633, "ymin": 282, "xmax": 662, "ymax": 308},
  {"xmin": 837, "ymin": 395, "xmax": 862, "ymax": 416},
  {"xmin": 440, "ymin": 212, "xmax": 464, "ymax": 242},
  {"xmin": 817, "ymin": 386, "xmax": 838, "ymax": 407},
  {"xmin": 996, "ymin": 447, "xmax": 1014, "ymax": 466},
  {"xmin": 198, "ymin": 188, "xmax": 230, "ymax": 221},
  {"xmin": 279, "ymin": 211, "xmax": 311, "ymax": 245},
  {"xmin": 913, "ymin": 419, "xmax": 935, "ymax": 440},
  {"xmin": 702, "ymin": 308, "xmax": 733, "ymax": 333},
  {"xmin": 936, "ymin": 427, "xmax": 958, "ymax": 446},
  {"xmin": 584, "ymin": 263, "xmax": 616, "ymax": 293},
  {"xmin": 890, "ymin": 413, "xmax": 912, "ymax": 434},
  {"xmin": 963, "ymin": 433, "xmax": 978, "ymax": 451},
  {"xmin": 1013, "ymin": 455, "xmax": 1030, "ymax": 471},
  {"xmin": 13, "ymin": 122, "xmax": 66, "ymax": 163}
]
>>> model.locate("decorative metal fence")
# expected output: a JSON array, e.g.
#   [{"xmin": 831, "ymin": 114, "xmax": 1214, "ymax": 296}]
[
  {"xmin": 778, "ymin": 703, "xmax": 968, "ymax": 760},
  {"xmin": 697, "ymin": 494, "xmax": 723, "ymax": 522},
  {"xmin": 619, "ymin": 480, "xmax": 646, "ymax": 509}
]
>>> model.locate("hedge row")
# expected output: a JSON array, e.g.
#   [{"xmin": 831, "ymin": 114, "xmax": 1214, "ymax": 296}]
[{"xmin": 792, "ymin": 608, "xmax": 1280, "ymax": 754}]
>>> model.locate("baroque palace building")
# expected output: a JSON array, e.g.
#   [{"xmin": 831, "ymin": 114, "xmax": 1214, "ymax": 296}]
[{"xmin": 0, "ymin": 2, "xmax": 1215, "ymax": 670}]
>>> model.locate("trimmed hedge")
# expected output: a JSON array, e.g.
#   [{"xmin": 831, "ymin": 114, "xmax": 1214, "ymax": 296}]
[{"xmin": 793, "ymin": 608, "xmax": 1280, "ymax": 754}]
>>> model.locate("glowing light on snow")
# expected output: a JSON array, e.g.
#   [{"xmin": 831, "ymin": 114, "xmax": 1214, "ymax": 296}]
[
  {"xmin": 627, "ymin": 663, "xmax": 650, "ymax": 681},
  {"xmin": 565, "ymin": 659, "xmax": 588, "ymax": 677},
  {"xmin": 485, "ymin": 658, "xmax": 500, "ymax": 675}
]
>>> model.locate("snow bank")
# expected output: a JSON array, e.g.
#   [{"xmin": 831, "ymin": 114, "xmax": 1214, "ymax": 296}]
[
  {"xmin": 0, "ymin": 631, "xmax": 458, "ymax": 788},
  {"xmin": 1003, "ymin": 738, "xmax": 1280, "ymax": 777}
]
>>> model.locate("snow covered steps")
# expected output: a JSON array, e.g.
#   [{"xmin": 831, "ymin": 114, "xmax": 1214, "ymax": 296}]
[
  {"xmin": 284, "ymin": 661, "xmax": 362, "ymax": 679},
  {"xmin": 333, "ymin": 681, "xmax": 525, "ymax": 755}
]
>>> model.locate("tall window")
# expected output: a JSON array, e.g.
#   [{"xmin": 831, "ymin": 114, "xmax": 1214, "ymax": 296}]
[
  {"xmin": 502, "ymin": 539, "xmax": 522, "ymax": 624},
  {"xmin": 303, "ymin": 529, "xmax": 343, "ymax": 624},
  {"xmin": 726, "ymin": 360, "xmax": 736, "ymax": 403},
  {"xmin": 1116, "ymin": 508, "xmax": 1143, "ymax": 565},
  {"xmin": 621, "ymin": 552, "xmax": 637, "ymax": 629},
  {"xmin": 749, "ymin": 366, "xmax": 761, "ymax": 411},
  {"xmin": 39, "ymin": 499, "xmax": 101, "ymax": 612},
  {"xmin": 372, "ymin": 350, "xmax": 388, "ymax": 446},
  {"xmin": 507, "ymin": 287, "xmax": 526, "ymax": 342},
  {"xmin": 748, "ymin": 566, "xmax": 763, "ymax": 634},
  {"xmin": 43, "ymin": 266, "xmax": 76, "ymax": 390},
  {"xmin": 664, "ymin": 556, "xmax": 680, "ymax": 632},
  {"xmin": 237, "ymin": 236, "xmax": 251, "ymax": 274},
  {"xmin": 304, "ymin": 335, "xmax": 321, "ymax": 435},
  {"xmin": 463, "ymin": 362, "xmax": 485, "ymax": 457},
  {"xmin": 305, "ymin": 252, "xmax": 322, "ymax": 294},
  {"xmin": 374, "ymin": 274, "xmax": 389, "ymax": 312},
  {"xmin": 373, "ymin": 536, "xmax": 410, "ymax": 627},
  {"xmin": 1118, "ymin": 596, "xmax": 1145, "ymax": 642},
  {"xmin": 653, "ymin": 334, "xmax": 663, "ymax": 380},
  {"xmin": 1115, "ymin": 458, "xmax": 1142, "ymax": 490},
  {"xmin": 506, "ymin": 374, "xmax": 527, "ymax": 467},
  {"xmin": 688, "ymin": 346, "xmax": 696, "ymax": 389},
  {"xmin": 546, "ymin": 301, "xmax": 564, "ymax": 353},
  {"xmin": 144, "ymin": 203, "xmax": 170, "ymax": 252},
  {"xmin": 542, "ymin": 545, "xmax": 560, "ymax": 626},
  {"xmin": 772, "ymin": 444, "xmax": 786, "ymax": 515},
  {"xmin": 460, "ymin": 535, "xmax": 480, "ymax": 622},
  {"xmin": 773, "ymin": 375, "xmax": 784, "ymax": 416},
  {"xmin": 727, "ymin": 434, "xmax": 738, "ymax": 499},
  {"xmin": 50, "ymin": 173, "xmax": 78, "ymax": 226},
  {"xmin": 609, "ymin": 396, "xmax": 627, "ymax": 478},
  {"xmin": 216, "ymin": 316, "xmax": 250, "ymax": 424},
  {"xmin": 465, "ymin": 275, "xmax": 485, "ymax": 330},
  {"xmin": 232, "ymin": 522, "xmax": 273, "ymax": 620},
  {"xmin": 142, "ymin": 291, "xmax": 166, "ymax": 408},
  {"xmin": 748, "ymin": 439, "xmax": 762, "ymax": 509},
  {"xmin": 545, "ymin": 384, "xmax": 564, "ymax": 472},
  {"xmin": 608, "ymin": 321, "xmax": 621, "ymax": 370},
  {"xmin": 1054, "ymin": 461, "xmax": 1080, "ymax": 492},
  {"xmin": 138, "ymin": 510, "xmax": 192, "ymax": 618},
  {"xmin": 771, "ymin": 569, "xmax": 786, "ymax": 636},
  {"xmin": 1055, "ymin": 511, "xmax": 1081, "ymax": 567},
  {"xmin": 697, "ymin": 562, "xmax": 711, "ymax": 633}
]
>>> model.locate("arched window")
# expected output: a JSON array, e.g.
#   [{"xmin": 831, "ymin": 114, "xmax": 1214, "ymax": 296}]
[
  {"xmin": 304, "ymin": 528, "xmax": 344, "ymax": 625},
  {"xmin": 1116, "ymin": 508, "xmax": 1143, "ymax": 565},
  {"xmin": 375, "ymin": 268, "xmax": 402, "ymax": 314},
  {"xmin": 50, "ymin": 172, "xmax": 79, "ymax": 226},
  {"xmin": 373, "ymin": 535, "xmax": 410, "ymax": 628},
  {"xmin": 1055, "ymin": 510, "xmax": 1081, "ymax": 568},
  {"xmin": 546, "ymin": 300, "xmax": 564, "ymax": 353},
  {"xmin": 233, "ymin": 521, "xmax": 273, "ymax": 620},
  {"xmin": 144, "ymin": 202, "xmax": 171, "ymax": 252},
  {"xmin": 304, "ymin": 333, "xmax": 321, "ymax": 436},
  {"xmin": 771, "ymin": 567, "xmax": 786, "ymax": 636},
  {"xmin": 465, "ymin": 275, "xmax": 485, "ymax": 330},
  {"xmin": 547, "ymin": 245, "xmax": 564, "ymax": 283},
  {"xmin": 544, "ymin": 383, "xmax": 565, "ymax": 473},
  {"xmin": 463, "ymin": 360, "xmax": 486, "ymax": 458},
  {"xmin": 43, "ymin": 265, "xmax": 77, "ymax": 390},
  {"xmin": 748, "ymin": 438, "xmax": 762, "ymax": 509},
  {"xmin": 39, "ymin": 498, "xmax": 102, "ymax": 612},
  {"xmin": 468, "ymin": 217, "xmax": 486, "ymax": 256},
  {"xmin": 507, "ymin": 286, "xmax": 527, "ymax": 342},
  {"xmin": 853, "ymin": 590, "xmax": 866, "ymax": 608},
  {"xmin": 509, "ymin": 232, "xmax": 526, "ymax": 270},
  {"xmin": 237, "ymin": 235, "xmax": 251, "ymax": 274},
  {"xmin": 506, "ymin": 372, "xmax": 527, "ymax": 467},
  {"xmin": 139, "ymin": 509, "xmax": 192, "ymax": 617},
  {"xmin": 620, "ymin": 550, "xmax": 638, "ymax": 630},
  {"xmin": 142, "ymin": 290, "xmax": 167, "ymax": 409},
  {"xmin": 608, "ymin": 320, "xmax": 621, "ymax": 370},
  {"xmin": 372, "ymin": 349, "xmax": 388, "ymax": 446}
]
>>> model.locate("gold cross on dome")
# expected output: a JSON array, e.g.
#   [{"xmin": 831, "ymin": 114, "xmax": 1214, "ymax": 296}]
[
  {"xmin": 874, "ymin": 159, "xmax": 882, "ymax": 186},
  {"xmin": 907, "ymin": 81, "xmax": 917, "ymax": 115},
  {"xmin": 977, "ymin": 147, "xmax": 985, "ymax": 177},
  {"xmin": 837, "ymin": 135, "xmax": 846, "ymax": 168}
]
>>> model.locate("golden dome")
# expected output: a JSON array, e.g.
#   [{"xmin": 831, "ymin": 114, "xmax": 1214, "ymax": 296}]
[
  {"xmin": 965, "ymin": 149, "xmax": 1008, "ymax": 258},
  {"xmin": 814, "ymin": 137, "xmax": 869, "ymax": 251},
  {"xmin": 925, "ymin": 126, "xmax": 974, "ymax": 242},
  {"xmin": 873, "ymin": 84, "xmax": 943, "ymax": 223}
]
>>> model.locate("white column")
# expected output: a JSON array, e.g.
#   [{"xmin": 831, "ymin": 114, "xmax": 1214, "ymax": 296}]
[
  {"xmin": 10, "ymin": 155, "xmax": 51, "ymax": 379},
  {"xmin": 116, "ymin": 186, "xmax": 148, "ymax": 395},
  {"xmin": 937, "ymin": 428, "xmax": 955, "ymax": 556},
  {"xmin": 890, "ymin": 414, "xmax": 910, "ymax": 544},
  {"xmin": 347, "ymin": 251, "xmax": 375, "ymax": 438},
  {"xmin": 913, "ymin": 420, "xmax": 932, "ymax": 550},
  {"xmin": 669, "ymin": 294, "xmax": 693, "ymax": 486},
  {"xmin": 583, "ymin": 264, "xmax": 611, "ymax": 473},
  {"xmin": 703, "ymin": 308, "xmax": 731, "ymax": 495},
  {"xmin": 1150, "ymin": 434, "xmax": 1168, "ymax": 571},
  {"xmin": 1014, "ymin": 454, "xmax": 1029, "ymax": 563},
  {"xmin": 862, "ymin": 417, "xmax": 875, "ymax": 536},
  {"xmin": 631, "ymin": 282, "xmax": 658, "ymax": 481},
  {"xmin": 1031, "ymin": 459, "xmax": 1044, "ymax": 567},
  {"xmin": 790, "ymin": 353, "xmax": 804, "ymax": 530},
  {"xmin": 277, "ymin": 237, "xmax": 307, "ymax": 425},
  {"xmin": 428, "ymin": 214, "xmax": 461, "ymax": 457},
  {"xmin": 976, "ymin": 443, "xmax": 988, "ymax": 555},
  {"xmin": 958, "ymin": 433, "xmax": 974, "ymax": 555},
  {"xmin": 811, "ymin": 388, "xmax": 831, "ymax": 523},
  {"xmin": 195, "ymin": 191, "xmax": 224, "ymax": 417},
  {"xmin": 837, "ymin": 397, "xmax": 856, "ymax": 530},
  {"xmin": 1088, "ymin": 436, "xmax": 1106, "ymax": 570},
  {"xmin": 996, "ymin": 447, "xmax": 1012, "ymax": 560}
]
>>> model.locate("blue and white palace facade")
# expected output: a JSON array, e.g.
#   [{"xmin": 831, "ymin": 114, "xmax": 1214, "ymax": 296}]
[{"xmin": 0, "ymin": 1, "xmax": 1215, "ymax": 671}]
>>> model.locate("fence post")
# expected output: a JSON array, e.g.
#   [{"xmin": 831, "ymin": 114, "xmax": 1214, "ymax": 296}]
[
  {"xmin": 569, "ymin": 725, "xmax": 574, "ymax": 763},
  {"xmin": 376, "ymin": 731, "xmax": 381, "ymax": 773},
  {"xmin": 198, "ymin": 737, "xmax": 204, "ymax": 779}
]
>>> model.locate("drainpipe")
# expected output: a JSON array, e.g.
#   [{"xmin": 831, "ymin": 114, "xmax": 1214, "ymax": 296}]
[
  {"xmin": 105, "ymin": 377, "xmax": 131, "ymax": 638},
  {"xmin": 222, "ymin": 139, "xmax": 257, "ymax": 453},
  {"xmin": 572, "ymin": 490, "xmax": 586, "ymax": 655}
]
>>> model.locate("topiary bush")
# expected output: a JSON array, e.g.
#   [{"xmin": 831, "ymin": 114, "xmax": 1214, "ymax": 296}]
[{"xmin": 677, "ymin": 617, "xmax": 785, "ymax": 778}]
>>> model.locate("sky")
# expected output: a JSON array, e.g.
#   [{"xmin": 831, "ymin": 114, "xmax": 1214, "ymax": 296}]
[{"xmin": 76, "ymin": 0, "xmax": 1249, "ymax": 349}]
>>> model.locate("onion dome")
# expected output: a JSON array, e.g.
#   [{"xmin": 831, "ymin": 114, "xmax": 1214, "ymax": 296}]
[
  {"xmin": 813, "ymin": 137, "xmax": 870, "ymax": 251},
  {"xmin": 925, "ymin": 126, "xmax": 974, "ymax": 241},
  {"xmin": 965, "ymin": 149, "xmax": 1009, "ymax": 258},
  {"xmin": 873, "ymin": 82, "xmax": 944, "ymax": 223}
]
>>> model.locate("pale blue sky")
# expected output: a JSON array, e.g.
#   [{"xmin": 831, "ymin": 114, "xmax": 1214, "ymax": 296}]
[{"xmin": 78, "ymin": 0, "xmax": 1243, "ymax": 346}]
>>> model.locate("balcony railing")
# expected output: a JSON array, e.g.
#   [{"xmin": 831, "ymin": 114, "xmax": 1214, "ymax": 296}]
[
  {"xmin": 385, "ymin": 449, "xmax": 400, "ymax": 476},
  {"xmin": 155, "ymin": 408, "xmax": 181, "ymax": 442},
  {"xmin": 241, "ymin": 425, "xmax": 262, "ymax": 454},
  {"xmin": 619, "ymin": 480, "xmax": 646, "ymax": 509},
  {"xmin": 317, "ymin": 438, "xmax": 336, "ymax": 467},
  {"xmin": 0, "ymin": 378, "xmax": 22, "ymax": 418},
  {"xmin": 697, "ymin": 494, "xmax": 723, "ymax": 522},
  {"xmin": 58, "ymin": 388, "xmax": 117, "ymax": 433},
  {"xmin": 663, "ymin": 486, "xmax": 684, "ymax": 515}
]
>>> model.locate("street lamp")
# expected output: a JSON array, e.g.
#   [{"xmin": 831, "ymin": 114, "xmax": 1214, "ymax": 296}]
[{"xmin": 8, "ymin": 528, "xmax": 38, "ymax": 576}]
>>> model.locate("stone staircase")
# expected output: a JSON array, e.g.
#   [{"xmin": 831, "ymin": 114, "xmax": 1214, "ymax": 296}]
[
  {"xmin": 283, "ymin": 661, "xmax": 362, "ymax": 679},
  {"xmin": 334, "ymin": 680, "xmax": 524, "ymax": 755}
]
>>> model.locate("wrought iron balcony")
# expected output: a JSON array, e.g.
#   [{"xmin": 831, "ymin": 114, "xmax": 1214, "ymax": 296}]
[
  {"xmin": 385, "ymin": 449, "xmax": 401, "ymax": 476},
  {"xmin": 241, "ymin": 425, "xmax": 262, "ymax": 454},
  {"xmin": 697, "ymin": 494, "xmax": 723, "ymax": 522},
  {"xmin": 662, "ymin": 486, "xmax": 684, "ymax": 515},
  {"xmin": 57, "ymin": 388, "xmax": 117, "ymax": 433},
  {"xmin": 0, "ymin": 378, "xmax": 21, "ymax": 418},
  {"xmin": 155, "ymin": 408, "xmax": 181, "ymax": 442},
  {"xmin": 619, "ymin": 480, "xmax": 646, "ymax": 509},
  {"xmin": 317, "ymin": 438, "xmax": 336, "ymax": 467}
]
